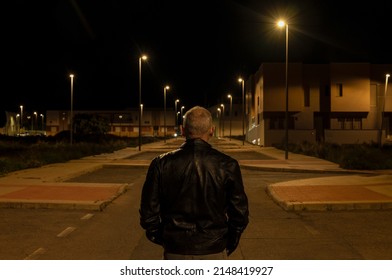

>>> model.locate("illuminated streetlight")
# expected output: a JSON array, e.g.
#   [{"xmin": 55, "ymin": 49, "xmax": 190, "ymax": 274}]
[
  {"xmin": 181, "ymin": 106, "xmax": 185, "ymax": 125},
  {"xmin": 220, "ymin": 104, "xmax": 225, "ymax": 137},
  {"xmin": 119, "ymin": 115, "xmax": 123, "ymax": 136},
  {"xmin": 138, "ymin": 55, "xmax": 147, "ymax": 151},
  {"xmin": 174, "ymin": 99, "xmax": 180, "ymax": 130},
  {"xmin": 277, "ymin": 19, "xmax": 289, "ymax": 160},
  {"xmin": 163, "ymin": 85, "xmax": 170, "ymax": 143},
  {"xmin": 380, "ymin": 73, "xmax": 390, "ymax": 146},
  {"xmin": 238, "ymin": 78, "xmax": 245, "ymax": 145},
  {"xmin": 40, "ymin": 114, "xmax": 44, "ymax": 133},
  {"xmin": 69, "ymin": 74, "xmax": 74, "ymax": 145},
  {"xmin": 19, "ymin": 105, "xmax": 23, "ymax": 133},
  {"xmin": 33, "ymin": 112, "xmax": 37, "ymax": 131},
  {"xmin": 227, "ymin": 94, "xmax": 232, "ymax": 140},
  {"xmin": 217, "ymin": 108, "xmax": 221, "ymax": 137}
]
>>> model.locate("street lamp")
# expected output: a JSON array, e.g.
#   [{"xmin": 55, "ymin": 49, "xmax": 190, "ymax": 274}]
[
  {"xmin": 220, "ymin": 104, "xmax": 225, "ymax": 137},
  {"xmin": 174, "ymin": 99, "xmax": 180, "ymax": 131},
  {"xmin": 138, "ymin": 55, "xmax": 147, "ymax": 151},
  {"xmin": 33, "ymin": 112, "xmax": 37, "ymax": 131},
  {"xmin": 69, "ymin": 74, "xmax": 74, "ymax": 145},
  {"xmin": 217, "ymin": 108, "xmax": 221, "ymax": 137},
  {"xmin": 380, "ymin": 73, "xmax": 390, "ymax": 146},
  {"xmin": 227, "ymin": 94, "xmax": 232, "ymax": 140},
  {"xmin": 119, "ymin": 115, "xmax": 123, "ymax": 136},
  {"xmin": 163, "ymin": 85, "xmax": 170, "ymax": 143},
  {"xmin": 238, "ymin": 78, "xmax": 245, "ymax": 145},
  {"xmin": 40, "ymin": 114, "xmax": 44, "ymax": 133},
  {"xmin": 19, "ymin": 105, "xmax": 23, "ymax": 133},
  {"xmin": 181, "ymin": 106, "xmax": 185, "ymax": 126},
  {"xmin": 277, "ymin": 20, "xmax": 289, "ymax": 160}
]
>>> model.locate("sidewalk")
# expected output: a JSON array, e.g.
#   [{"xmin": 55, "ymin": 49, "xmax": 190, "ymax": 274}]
[{"xmin": 0, "ymin": 137, "xmax": 391, "ymax": 211}]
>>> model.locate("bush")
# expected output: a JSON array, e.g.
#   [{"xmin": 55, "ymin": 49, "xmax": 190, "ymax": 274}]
[
  {"xmin": 275, "ymin": 141, "xmax": 392, "ymax": 170},
  {"xmin": 0, "ymin": 134, "xmax": 161, "ymax": 176}
]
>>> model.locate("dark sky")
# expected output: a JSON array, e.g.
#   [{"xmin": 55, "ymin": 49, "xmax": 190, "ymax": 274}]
[{"xmin": 2, "ymin": 0, "xmax": 392, "ymax": 116}]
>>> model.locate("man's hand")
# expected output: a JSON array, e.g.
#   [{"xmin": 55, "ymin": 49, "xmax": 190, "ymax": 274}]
[{"xmin": 146, "ymin": 229, "xmax": 163, "ymax": 245}]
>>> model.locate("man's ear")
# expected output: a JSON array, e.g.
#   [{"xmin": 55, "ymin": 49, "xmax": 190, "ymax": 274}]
[{"xmin": 210, "ymin": 126, "xmax": 215, "ymax": 136}]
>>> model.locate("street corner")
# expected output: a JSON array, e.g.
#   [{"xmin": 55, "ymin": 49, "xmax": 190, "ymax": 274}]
[{"xmin": 0, "ymin": 182, "xmax": 129, "ymax": 211}]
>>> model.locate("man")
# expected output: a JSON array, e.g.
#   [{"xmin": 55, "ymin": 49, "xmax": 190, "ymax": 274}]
[{"xmin": 139, "ymin": 106, "xmax": 249, "ymax": 260}]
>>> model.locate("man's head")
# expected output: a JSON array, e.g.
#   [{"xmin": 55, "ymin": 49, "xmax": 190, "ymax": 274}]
[{"xmin": 182, "ymin": 106, "xmax": 214, "ymax": 140}]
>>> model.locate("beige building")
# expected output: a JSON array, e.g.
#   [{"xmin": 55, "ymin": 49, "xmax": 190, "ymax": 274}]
[
  {"xmin": 44, "ymin": 108, "xmax": 179, "ymax": 137},
  {"xmin": 241, "ymin": 63, "xmax": 392, "ymax": 147}
]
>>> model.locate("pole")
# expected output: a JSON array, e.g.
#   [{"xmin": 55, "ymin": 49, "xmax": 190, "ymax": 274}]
[
  {"xmin": 164, "ymin": 86, "xmax": 169, "ymax": 143},
  {"xmin": 70, "ymin": 74, "xmax": 74, "ymax": 145},
  {"xmin": 228, "ymin": 95, "xmax": 232, "ymax": 140},
  {"xmin": 380, "ymin": 74, "xmax": 390, "ymax": 147},
  {"xmin": 240, "ymin": 79, "xmax": 245, "ymax": 145},
  {"xmin": 284, "ymin": 23, "xmax": 289, "ymax": 160},
  {"xmin": 138, "ymin": 57, "xmax": 142, "ymax": 151}
]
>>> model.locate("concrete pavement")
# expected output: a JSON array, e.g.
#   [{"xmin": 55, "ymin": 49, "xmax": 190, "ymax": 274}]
[{"xmin": 0, "ymin": 137, "xmax": 391, "ymax": 211}]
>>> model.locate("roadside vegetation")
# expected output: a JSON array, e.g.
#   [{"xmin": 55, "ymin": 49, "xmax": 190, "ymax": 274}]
[
  {"xmin": 0, "ymin": 113, "xmax": 162, "ymax": 176},
  {"xmin": 274, "ymin": 141, "xmax": 392, "ymax": 170},
  {"xmin": 1, "ymin": 127, "xmax": 391, "ymax": 176},
  {"xmin": 0, "ymin": 133, "xmax": 161, "ymax": 177}
]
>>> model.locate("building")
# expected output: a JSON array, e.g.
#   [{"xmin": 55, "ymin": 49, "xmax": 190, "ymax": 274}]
[
  {"xmin": 45, "ymin": 108, "xmax": 178, "ymax": 138},
  {"xmin": 244, "ymin": 63, "xmax": 392, "ymax": 146}
]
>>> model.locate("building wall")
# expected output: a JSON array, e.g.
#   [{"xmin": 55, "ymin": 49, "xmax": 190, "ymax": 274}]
[
  {"xmin": 245, "ymin": 62, "xmax": 392, "ymax": 147},
  {"xmin": 329, "ymin": 63, "xmax": 370, "ymax": 112}
]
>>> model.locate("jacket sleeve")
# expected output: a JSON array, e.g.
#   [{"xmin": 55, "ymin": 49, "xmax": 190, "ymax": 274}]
[
  {"xmin": 139, "ymin": 158, "xmax": 162, "ymax": 232},
  {"xmin": 226, "ymin": 160, "xmax": 249, "ymax": 233}
]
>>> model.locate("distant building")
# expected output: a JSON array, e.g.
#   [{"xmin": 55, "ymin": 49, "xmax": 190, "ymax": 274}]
[
  {"xmin": 211, "ymin": 63, "xmax": 392, "ymax": 146},
  {"xmin": 45, "ymin": 108, "xmax": 179, "ymax": 137}
]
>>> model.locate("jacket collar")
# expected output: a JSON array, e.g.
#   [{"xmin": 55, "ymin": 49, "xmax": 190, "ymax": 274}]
[{"xmin": 180, "ymin": 138, "xmax": 211, "ymax": 149}]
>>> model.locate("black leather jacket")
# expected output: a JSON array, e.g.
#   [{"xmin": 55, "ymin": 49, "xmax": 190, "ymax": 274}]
[{"xmin": 140, "ymin": 138, "xmax": 249, "ymax": 255}]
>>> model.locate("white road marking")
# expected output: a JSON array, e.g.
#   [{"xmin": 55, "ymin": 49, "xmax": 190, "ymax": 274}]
[
  {"xmin": 304, "ymin": 225, "xmax": 320, "ymax": 235},
  {"xmin": 24, "ymin": 247, "xmax": 46, "ymax": 260},
  {"xmin": 81, "ymin": 213, "xmax": 94, "ymax": 220},
  {"xmin": 57, "ymin": 226, "xmax": 76, "ymax": 237}
]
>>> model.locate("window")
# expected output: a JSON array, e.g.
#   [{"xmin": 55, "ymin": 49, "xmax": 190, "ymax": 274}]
[
  {"xmin": 337, "ymin": 118, "xmax": 345, "ymax": 129},
  {"xmin": 344, "ymin": 118, "xmax": 353, "ymax": 129},
  {"xmin": 353, "ymin": 118, "xmax": 362, "ymax": 130},
  {"xmin": 336, "ymin": 83, "xmax": 343, "ymax": 97},
  {"xmin": 304, "ymin": 85, "xmax": 310, "ymax": 107},
  {"xmin": 337, "ymin": 117, "xmax": 362, "ymax": 130}
]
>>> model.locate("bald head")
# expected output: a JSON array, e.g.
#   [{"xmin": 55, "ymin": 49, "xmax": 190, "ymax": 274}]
[{"xmin": 182, "ymin": 106, "xmax": 214, "ymax": 140}]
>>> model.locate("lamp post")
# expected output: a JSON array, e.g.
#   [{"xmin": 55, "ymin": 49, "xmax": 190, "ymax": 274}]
[
  {"xmin": 181, "ymin": 106, "xmax": 185, "ymax": 126},
  {"xmin": 19, "ymin": 105, "xmax": 23, "ymax": 134},
  {"xmin": 163, "ymin": 85, "xmax": 170, "ymax": 143},
  {"xmin": 69, "ymin": 74, "xmax": 74, "ymax": 145},
  {"xmin": 228, "ymin": 94, "xmax": 232, "ymax": 140},
  {"xmin": 119, "ymin": 115, "xmax": 123, "ymax": 136},
  {"xmin": 277, "ymin": 20, "xmax": 289, "ymax": 160},
  {"xmin": 380, "ymin": 73, "xmax": 390, "ymax": 146},
  {"xmin": 220, "ymin": 104, "xmax": 225, "ymax": 137},
  {"xmin": 33, "ymin": 111, "xmax": 37, "ymax": 132},
  {"xmin": 217, "ymin": 108, "xmax": 221, "ymax": 137},
  {"xmin": 238, "ymin": 78, "xmax": 245, "ymax": 145},
  {"xmin": 174, "ymin": 99, "xmax": 179, "ymax": 131},
  {"xmin": 40, "ymin": 114, "xmax": 44, "ymax": 133},
  {"xmin": 138, "ymin": 55, "xmax": 147, "ymax": 151}
]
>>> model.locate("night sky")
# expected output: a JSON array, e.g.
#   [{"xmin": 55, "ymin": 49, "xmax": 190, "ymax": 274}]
[{"xmin": 2, "ymin": 0, "xmax": 392, "ymax": 119}]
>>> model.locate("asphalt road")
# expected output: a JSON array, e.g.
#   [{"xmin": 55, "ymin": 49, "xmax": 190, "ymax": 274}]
[{"xmin": 1, "ymin": 165, "xmax": 391, "ymax": 260}]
